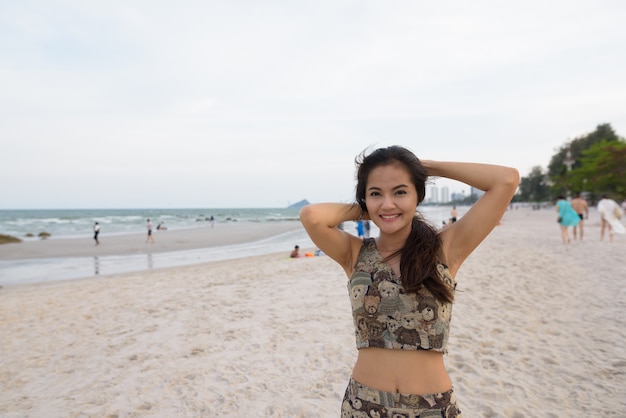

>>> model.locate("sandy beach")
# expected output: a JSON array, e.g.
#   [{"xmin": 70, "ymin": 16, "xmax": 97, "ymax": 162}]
[{"xmin": 1, "ymin": 207, "xmax": 625, "ymax": 417}]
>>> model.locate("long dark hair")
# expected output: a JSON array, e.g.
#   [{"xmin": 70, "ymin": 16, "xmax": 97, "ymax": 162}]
[{"xmin": 355, "ymin": 146, "xmax": 454, "ymax": 304}]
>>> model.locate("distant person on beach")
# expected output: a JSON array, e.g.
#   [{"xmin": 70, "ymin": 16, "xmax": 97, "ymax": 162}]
[
  {"xmin": 450, "ymin": 206, "xmax": 458, "ymax": 223},
  {"xmin": 210, "ymin": 215, "xmax": 215, "ymax": 228},
  {"xmin": 156, "ymin": 222, "xmax": 167, "ymax": 230},
  {"xmin": 363, "ymin": 220, "xmax": 371, "ymax": 238},
  {"xmin": 555, "ymin": 196, "xmax": 580, "ymax": 245},
  {"xmin": 290, "ymin": 245, "xmax": 300, "ymax": 258},
  {"xmin": 597, "ymin": 195, "xmax": 624, "ymax": 241},
  {"xmin": 356, "ymin": 220, "xmax": 364, "ymax": 237},
  {"xmin": 570, "ymin": 192, "xmax": 589, "ymax": 240},
  {"xmin": 146, "ymin": 219, "xmax": 155, "ymax": 243},
  {"xmin": 93, "ymin": 222, "xmax": 100, "ymax": 245},
  {"xmin": 300, "ymin": 145, "xmax": 518, "ymax": 416}
]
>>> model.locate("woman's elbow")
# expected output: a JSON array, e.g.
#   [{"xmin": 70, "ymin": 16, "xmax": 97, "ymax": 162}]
[
  {"xmin": 299, "ymin": 204, "xmax": 318, "ymax": 227},
  {"xmin": 503, "ymin": 167, "xmax": 520, "ymax": 190}
]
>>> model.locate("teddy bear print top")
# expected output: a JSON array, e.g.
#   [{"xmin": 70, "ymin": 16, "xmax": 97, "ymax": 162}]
[{"xmin": 348, "ymin": 238, "xmax": 456, "ymax": 353}]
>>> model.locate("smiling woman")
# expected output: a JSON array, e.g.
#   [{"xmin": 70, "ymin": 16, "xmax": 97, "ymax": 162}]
[{"xmin": 300, "ymin": 145, "xmax": 519, "ymax": 416}]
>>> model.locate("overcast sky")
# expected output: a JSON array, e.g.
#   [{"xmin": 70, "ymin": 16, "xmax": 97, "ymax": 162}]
[{"xmin": 2, "ymin": 1, "xmax": 625, "ymax": 209}]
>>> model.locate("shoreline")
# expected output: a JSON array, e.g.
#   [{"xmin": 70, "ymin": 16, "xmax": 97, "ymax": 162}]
[
  {"xmin": 0, "ymin": 222, "xmax": 315, "ymax": 287},
  {"xmin": 0, "ymin": 221, "xmax": 303, "ymax": 260}
]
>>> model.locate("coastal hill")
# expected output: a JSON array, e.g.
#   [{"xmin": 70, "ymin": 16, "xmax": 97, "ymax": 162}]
[{"xmin": 287, "ymin": 199, "xmax": 309, "ymax": 209}]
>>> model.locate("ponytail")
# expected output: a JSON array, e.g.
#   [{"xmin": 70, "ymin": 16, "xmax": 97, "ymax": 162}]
[{"xmin": 390, "ymin": 216, "xmax": 454, "ymax": 304}]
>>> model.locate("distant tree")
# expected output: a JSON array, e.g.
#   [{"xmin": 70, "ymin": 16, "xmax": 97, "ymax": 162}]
[
  {"xmin": 548, "ymin": 123, "xmax": 620, "ymax": 194},
  {"xmin": 517, "ymin": 166, "xmax": 551, "ymax": 202},
  {"xmin": 568, "ymin": 140, "xmax": 626, "ymax": 199}
]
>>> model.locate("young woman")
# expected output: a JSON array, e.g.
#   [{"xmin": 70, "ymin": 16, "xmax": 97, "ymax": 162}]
[
  {"xmin": 555, "ymin": 195, "xmax": 580, "ymax": 245},
  {"xmin": 300, "ymin": 146, "xmax": 519, "ymax": 417}
]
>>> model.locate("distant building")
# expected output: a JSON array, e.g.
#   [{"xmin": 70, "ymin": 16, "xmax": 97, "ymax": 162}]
[
  {"xmin": 429, "ymin": 186, "xmax": 439, "ymax": 204},
  {"xmin": 440, "ymin": 187, "xmax": 450, "ymax": 203},
  {"xmin": 470, "ymin": 187, "xmax": 485, "ymax": 199}
]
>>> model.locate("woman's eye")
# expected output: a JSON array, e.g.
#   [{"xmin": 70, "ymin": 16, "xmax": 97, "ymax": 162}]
[
  {"xmin": 395, "ymin": 189, "xmax": 407, "ymax": 195},
  {"xmin": 369, "ymin": 191, "xmax": 381, "ymax": 197}
]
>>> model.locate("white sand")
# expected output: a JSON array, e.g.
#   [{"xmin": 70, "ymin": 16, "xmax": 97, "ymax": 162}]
[{"xmin": 1, "ymin": 208, "xmax": 625, "ymax": 417}]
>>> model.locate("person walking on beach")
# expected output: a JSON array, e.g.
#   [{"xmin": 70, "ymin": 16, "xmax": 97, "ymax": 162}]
[
  {"xmin": 570, "ymin": 192, "xmax": 589, "ymax": 240},
  {"xmin": 93, "ymin": 222, "xmax": 100, "ymax": 246},
  {"xmin": 300, "ymin": 145, "xmax": 518, "ymax": 416},
  {"xmin": 146, "ymin": 219, "xmax": 155, "ymax": 243},
  {"xmin": 450, "ymin": 206, "xmax": 458, "ymax": 223},
  {"xmin": 555, "ymin": 196, "xmax": 580, "ymax": 245},
  {"xmin": 597, "ymin": 195, "xmax": 625, "ymax": 241}
]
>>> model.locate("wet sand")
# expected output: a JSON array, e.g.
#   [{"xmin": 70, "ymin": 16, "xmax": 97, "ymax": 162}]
[{"xmin": 0, "ymin": 222, "xmax": 302, "ymax": 260}]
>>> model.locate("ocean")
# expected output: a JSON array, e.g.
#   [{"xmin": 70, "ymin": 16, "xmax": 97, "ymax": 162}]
[
  {"xmin": 0, "ymin": 206, "xmax": 463, "ymax": 286},
  {"xmin": 0, "ymin": 208, "xmax": 301, "ymax": 240}
]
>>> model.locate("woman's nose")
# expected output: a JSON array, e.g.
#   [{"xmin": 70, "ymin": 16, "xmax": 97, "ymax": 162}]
[{"xmin": 381, "ymin": 195, "xmax": 395, "ymax": 209}]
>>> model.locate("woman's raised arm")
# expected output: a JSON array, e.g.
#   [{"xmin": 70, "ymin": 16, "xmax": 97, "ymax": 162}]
[
  {"xmin": 422, "ymin": 160, "xmax": 520, "ymax": 276},
  {"xmin": 299, "ymin": 203, "xmax": 364, "ymax": 275}
]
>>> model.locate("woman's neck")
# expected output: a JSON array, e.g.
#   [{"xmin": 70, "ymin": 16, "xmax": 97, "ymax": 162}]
[{"xmin": 375, "ymin": 232, "xmax": 408, "ymax": 254}]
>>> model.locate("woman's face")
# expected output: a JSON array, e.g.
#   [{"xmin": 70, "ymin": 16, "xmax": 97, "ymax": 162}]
[{"xmin": 364, "ymin": 163, "xmax": 418, "ymax": 236}]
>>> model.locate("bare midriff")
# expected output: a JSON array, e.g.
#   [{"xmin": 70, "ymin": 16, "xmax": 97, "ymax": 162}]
[{"xmin": 351, "ymin": 347, "xmax": 451, "ymax": 395}]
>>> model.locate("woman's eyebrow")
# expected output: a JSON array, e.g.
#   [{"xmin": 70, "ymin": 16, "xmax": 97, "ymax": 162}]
[{"xmin": 367, "ymin": 184, "xmax": 409, "ymax": 191}]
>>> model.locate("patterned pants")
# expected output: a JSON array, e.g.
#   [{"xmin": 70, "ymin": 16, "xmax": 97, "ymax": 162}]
[{"xmin": 341, "ymin": 377, "xmax": 462, "ymax": 418}]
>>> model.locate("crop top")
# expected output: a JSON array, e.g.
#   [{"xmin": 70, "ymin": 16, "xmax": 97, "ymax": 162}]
[{"xmin": 348, "ymin": 238, "xmax": 456, "ymax": 352}]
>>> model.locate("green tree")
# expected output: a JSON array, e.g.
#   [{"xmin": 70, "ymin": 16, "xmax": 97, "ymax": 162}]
[
  {"xmin": 517, "ymin": 166, "xmax": 551, "ymax": 202},
  {"xmin": 547, "ymin": 123, "xmax": 620, "ymax": 194},
  {"xmin": 568, "ymin": 140, "xmax": 626, "ymax": 199}
]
